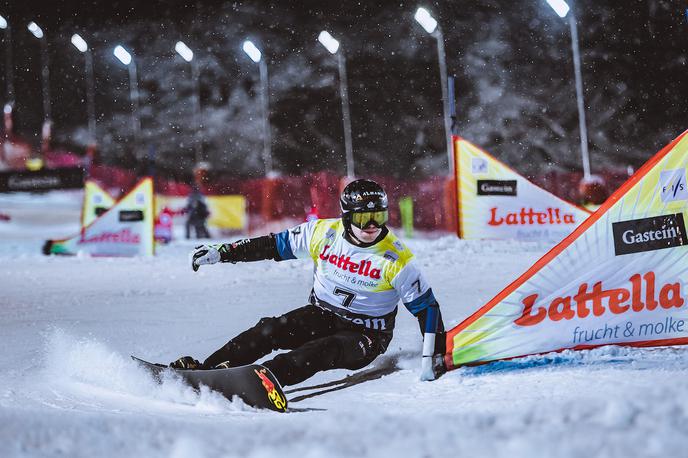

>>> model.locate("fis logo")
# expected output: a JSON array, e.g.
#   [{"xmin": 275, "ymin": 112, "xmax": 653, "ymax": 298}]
[
  {"xmin": 471, "ymin": 157, "xmax": 488, "ymax": 174},
  {"xmin": 612, "ymin": 213, "xmax": 687, "ymax": 256},
  {"xmin": 660, "ymin": 169, "xmax": 688, "ymax": 203}
]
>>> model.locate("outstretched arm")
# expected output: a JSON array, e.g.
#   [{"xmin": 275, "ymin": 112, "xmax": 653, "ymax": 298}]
[
  {"xmin": 191, "ymin": 220, "xmax": 320, "ymax": 271},
  {"xmin": 191, "ymin": 215, "xmax": 324, "ymax": 271},
  {"xmin": 393, "ymin": 261, "xmax": 447, "ymax": 381},
  {"xmin": 191, "ymin": 235, "xmax": 281, "ymax": 271}
]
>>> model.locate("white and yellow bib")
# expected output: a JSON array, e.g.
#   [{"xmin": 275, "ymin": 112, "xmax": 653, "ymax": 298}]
[{"xmin": 274, "ymin": 218, "xmax": 436, "ymax": 331}]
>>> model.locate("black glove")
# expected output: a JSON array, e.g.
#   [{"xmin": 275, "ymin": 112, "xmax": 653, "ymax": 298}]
[
  {"xmin": 169, "ymin": 356, "xmax": 201, "ymax": 369},
  {"xmin": 432, "ymin": 354, "xmax": 447, "ymax": 378}
]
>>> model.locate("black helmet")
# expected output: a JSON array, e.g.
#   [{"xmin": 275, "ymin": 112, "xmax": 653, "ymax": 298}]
[
  {"xmin": 341, "ymin": 179, "xmax": 388, "ymax": 213},
  {"xmin": 340, "ymin": 179, "xmax": 389, "ymax": 230}
]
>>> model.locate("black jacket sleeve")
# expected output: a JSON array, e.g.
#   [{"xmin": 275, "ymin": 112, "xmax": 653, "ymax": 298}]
[
  {"xmin": 218, "ymin": 234, "xmax": 282, "ymax": 263},
  {"xmin": 414, "ymin": 304, "xmax": 446, "ymax": 355}
]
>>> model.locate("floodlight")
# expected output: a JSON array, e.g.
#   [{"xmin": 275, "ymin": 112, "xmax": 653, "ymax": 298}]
[
  {"xmin": 27, "ymin": 21, "xmax": 43, "ymax": 39},
  {"xmin": 175, "ymin": 41, "xmax": 194, "ymax": 62},
  {"xmin": 317, "ymin": 31, "xmax": 340, "ymax": 54},
  {"xmin": 113, "ymin": 45, "xmax": 132, "ymax": 65},
  {"xmin": 414, "ymin": 7, "xmax": 438, "ymax": 34},
  {"xmin": 242, "ymin": 40, "xmax": 261, "ymax": 63},
  {"xmin": 545, "ymin": 0, "xmax": 570, "ymax": 18},
  {"xmin": 71, "ymin": 33, "xmax": 88, "ymax": 52}
]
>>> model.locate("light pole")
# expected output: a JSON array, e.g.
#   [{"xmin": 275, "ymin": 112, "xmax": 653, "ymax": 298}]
[
  {"xmin": 0, "ymin": 13, "xmax": 13, "ymax": 163},
  {"xmin": 545, "ymin": 0, "xmax": 591, "ymax": 179},
  {"xmin": 70, "ymin": 33, "xmax": 96, "ymax": 148},
  {"xmin": 242, "ymin": 40, "xmax": 273, "ymax": 176},
  {"xmin": 414, "ymin": 7, "xmax": 453, "ymax": 175},
  {"xmin": 318, "ymin": 30, "xmax": 355, "ymax": 178},
  {"xmin": 113, "ymin": 45, "xmax": 141, "ymax": 154},
  {"xmin": 175, "ymin": 40, "xmax": 202, "ymax": 164},
  {"xmin": 0, "ymin": 15, "xmax": 14, "ymax": 105},
  {"xmin": 28, "ymin": 21, "xmax": 51, "ymax": 153}
]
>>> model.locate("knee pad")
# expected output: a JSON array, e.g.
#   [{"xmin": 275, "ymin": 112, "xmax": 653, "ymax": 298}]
[{"xmin": 338, "ymin": 333, "xmax": 383, "ymax": 370}]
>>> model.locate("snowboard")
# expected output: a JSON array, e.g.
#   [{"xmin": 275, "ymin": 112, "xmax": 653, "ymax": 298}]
[{"xmin": 131, "ymin": 356, "xmax": 288, "ymax": 413}]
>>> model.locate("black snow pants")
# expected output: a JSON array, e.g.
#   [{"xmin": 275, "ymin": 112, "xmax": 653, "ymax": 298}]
[{"xmin": 203, "ymin": 305, "xmax": 392, "ymax": 386}]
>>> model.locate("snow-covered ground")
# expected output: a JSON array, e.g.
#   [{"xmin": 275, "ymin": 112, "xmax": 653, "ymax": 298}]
[{"xmin": 1, "ymin": 191, "xmax": 687, "ymax": 457}]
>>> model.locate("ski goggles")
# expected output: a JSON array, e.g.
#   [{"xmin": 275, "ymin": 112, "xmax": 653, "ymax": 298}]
[{"xmin": 349, "ymin": 210, "xmax": 389, "ymax": 229}]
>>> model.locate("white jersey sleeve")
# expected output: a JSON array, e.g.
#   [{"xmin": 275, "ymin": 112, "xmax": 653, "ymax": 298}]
[
  {"xmin": 391, "ymin": 260, "xmax": 437, "ymax": 315},
  {"xmin": 273, "ymin": 220, "xmax": 318, "ymax": 260}
]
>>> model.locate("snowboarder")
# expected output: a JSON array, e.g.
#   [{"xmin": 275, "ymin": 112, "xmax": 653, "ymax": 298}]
[
  {"xmin": 185, "ymin": 188, "xmax": 210, "ymax": 239},
  {"xmin": 173, "ymin": 179, "xmax": 446, "ymax": 386}
]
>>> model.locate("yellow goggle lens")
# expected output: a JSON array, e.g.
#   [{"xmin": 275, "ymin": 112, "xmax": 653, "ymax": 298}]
[{"xmin": 350, "ymin": 210, "xmax": 388, "ymax": 228}]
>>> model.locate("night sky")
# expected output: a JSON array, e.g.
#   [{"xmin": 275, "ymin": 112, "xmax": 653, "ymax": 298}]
[{"xmin": 1, "ymin": 1, "xmax": 686, "ymax": 178}]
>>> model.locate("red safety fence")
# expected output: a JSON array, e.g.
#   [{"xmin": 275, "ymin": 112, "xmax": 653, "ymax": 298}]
[{"xmin": 88, "ymin": 165, "xmax": 630, "ymax": 233}]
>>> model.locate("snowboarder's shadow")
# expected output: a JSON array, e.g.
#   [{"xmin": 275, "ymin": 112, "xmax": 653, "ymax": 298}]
[{"xmin": 286, "ymin": 350, "xmax": 416, "ymax": 403}]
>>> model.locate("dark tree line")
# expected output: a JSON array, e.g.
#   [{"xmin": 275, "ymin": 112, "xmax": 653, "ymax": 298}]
[{"xmin": 3, "ymin": 0, "xmax": 686, "ymax": 180}]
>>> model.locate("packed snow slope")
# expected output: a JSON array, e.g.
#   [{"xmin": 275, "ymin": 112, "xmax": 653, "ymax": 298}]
[{"xmin": 1, "ymin": 191, "xmax": 687, "ymax": 457}]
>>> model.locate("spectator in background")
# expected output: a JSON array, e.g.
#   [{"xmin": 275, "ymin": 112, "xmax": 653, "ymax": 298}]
[
  {"xmin": 305, "ymin": 203, "xmax": 319, "ymax": 222},
  {"xmin": 185, "ymin": 188, "xmax": 210, "ymax": 239},
  {"xmin": 155, "ymin": 207, "xmax": 175, "ymax": 244}
]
